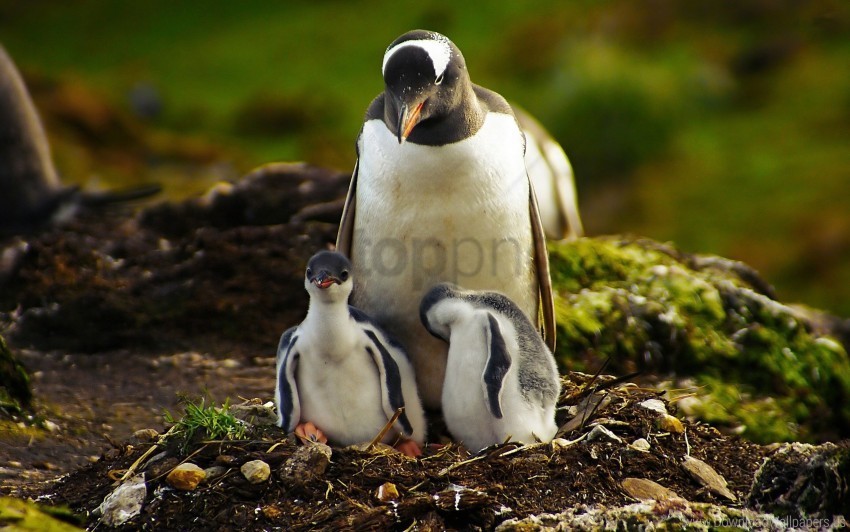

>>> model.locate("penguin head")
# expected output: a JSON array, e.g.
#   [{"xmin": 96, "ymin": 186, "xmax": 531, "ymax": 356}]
[
  {"xmin": 304, "ymin": 250, "xmax": 353, "ymax": 302},
  {"xmin": 382, "ymin": 30, "xmax": 468, "ymax": 143}
]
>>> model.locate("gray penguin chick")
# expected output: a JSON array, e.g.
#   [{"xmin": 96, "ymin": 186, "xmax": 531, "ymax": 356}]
[
  {"xmin": 276, "ymin": 251, "xmax": 426, "ymax": 456},
  {"xmin": 420, "ymin": 282, "xmax": 560, "ymax": 451}
]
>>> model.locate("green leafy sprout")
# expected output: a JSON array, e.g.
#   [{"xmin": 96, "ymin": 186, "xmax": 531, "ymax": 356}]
[{"xmin": 163, "ymin": 394, "xmax": 247, "ymax": 453}]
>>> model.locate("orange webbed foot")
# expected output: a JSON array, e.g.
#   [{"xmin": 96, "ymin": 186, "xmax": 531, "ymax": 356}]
[
  {"xmin": 295, "ymin": 421, "xmax": 328, "ymax": 444},
  {"xmin": 394, "ymin": 439, "xmax": 422, "ymax": 458}
]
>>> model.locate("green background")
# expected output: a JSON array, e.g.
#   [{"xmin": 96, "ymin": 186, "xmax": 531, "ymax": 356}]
[{"xmin": 1, "ymin": 0, "xmax": 848, "ymax": 317}]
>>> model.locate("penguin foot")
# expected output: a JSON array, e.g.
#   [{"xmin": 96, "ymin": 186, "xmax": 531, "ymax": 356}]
[
  {"xmin": 295, "ymin": 421, "xmax": 328, "ymax": 444},
  {"xmin": 394, "ymin": 439, "xmax": 422, "ymax": 458}
]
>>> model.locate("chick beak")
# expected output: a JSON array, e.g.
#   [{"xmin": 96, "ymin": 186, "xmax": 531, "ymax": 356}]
[
  {"xmin": 397, "ymin": 101, "xmax": 424, "ymax": 144},
  {"xmin": 312, "ymin": 271, "xmax": 338, "ymax": 290}
]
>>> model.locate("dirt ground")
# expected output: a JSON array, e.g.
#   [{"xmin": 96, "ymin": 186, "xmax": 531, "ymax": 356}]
[
  {"xmin": 0, "ymin": 164, "xmax": 781, "ymax": 529},
  {"xmin": 0, "ymin": 348, "xmax": 276, "ymax": 496},
  {"xmin": 6, "ymin": 369, "xmax": 769, "ymax": 531}
]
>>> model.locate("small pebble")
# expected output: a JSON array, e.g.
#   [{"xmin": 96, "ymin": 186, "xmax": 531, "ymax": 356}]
[
  {"xmin": 638, "ymin": 398, "xmax": 668, "ymax": 415},
  {"xmin": 658, "ymin": 414, "xmax": 684, "ymax": 434},
  {"xmin": 376, "ymin": 482, "xmax": 399, "ymax": 502},
  {"xmin": 166, "ymin": 463, "xmax": 206, "ymax": 491},
  {"xmin": 281, "ymin": 442, "xmax": 332, "ymax": 484},
  {"xmin": 216, "ymin": 454, "xmax": 238, "ymax": 466},
  {"xmin": 630, "ymin": 438, "xmax": 651, "ymax": 452},
  {"xmin": 133, "ymin": 428, "xmax": 160, "ymax": 443},
  {"xmin": 204, "ymin": 465, "xmax": 228, "ymax": 482},
  {"xmin": 241, "ymin": 460, "xmax": 271, "ymax": 484}
]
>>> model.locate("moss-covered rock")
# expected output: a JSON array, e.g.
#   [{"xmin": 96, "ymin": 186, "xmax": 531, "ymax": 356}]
[
  {"xmin": 0, "ymin": 334, "xmax": 31, "ymax": 416},
  {"xmin": 495, "ymin": 500, "xmax": 792, "ymax": 531},
  {"xmin": 0, "ymin": 496, "xmax": 83, "ymax": 531},
  {"xmin": 550, "ymin": 236, "xmax": 850, "ymax": 443},
  {"xmin": 748, "ymin": 442, "xmax": 850, "ymax": 521}
]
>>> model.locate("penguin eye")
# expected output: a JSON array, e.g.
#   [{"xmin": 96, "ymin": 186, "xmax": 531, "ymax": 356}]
[
  {"xmin": 340, "ymin": 270, "xmax": 349, "ymax": 281},
  {"xmin": 305, "ymin": 268, "xmax": 313, "ymax": 278},
  {"xmin": 435, "ymin": 73, "xmax": 444, "ymax": 85}
]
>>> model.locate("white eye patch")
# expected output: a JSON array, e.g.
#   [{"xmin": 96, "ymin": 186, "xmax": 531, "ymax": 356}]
[{"xmin": 382, "ymin": 36, "xmax": 452, "ymax": 79}]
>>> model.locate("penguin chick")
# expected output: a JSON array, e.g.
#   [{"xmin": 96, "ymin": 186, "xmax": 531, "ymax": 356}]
[
  {"xmin": 420, "ymin": 282, "xmax": 560, "ymax": 452},
  {"xmin": 275, "ymin": 250, "xmax": 427, "ymax": 456}
]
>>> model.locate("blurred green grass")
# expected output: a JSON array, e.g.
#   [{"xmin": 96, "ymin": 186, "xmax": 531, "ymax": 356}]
[{"xmin": 1, "ymin": 0, "xmax": 848, "ymax": 316}]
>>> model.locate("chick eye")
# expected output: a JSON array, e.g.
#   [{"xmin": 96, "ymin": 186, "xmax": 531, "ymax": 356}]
[
  {"xmin": 435, "ymin": 73, "xmax": 444, "ymax": 85},
  {"xmin": 340, "ymin": 270, "xmax": 349, "ymax": 281},
  {"xmin": 305, "ymin": 268, "xmax": 313, "ymax": 278}
]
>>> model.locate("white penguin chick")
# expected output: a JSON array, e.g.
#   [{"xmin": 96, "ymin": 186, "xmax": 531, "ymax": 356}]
[
  {"xmin": 420, "ymin": 283, "xmax": 560, "ymax": 452},
  {"xmin": 275, "ymin": 250, "xmax": 426, "ymax": 457}
]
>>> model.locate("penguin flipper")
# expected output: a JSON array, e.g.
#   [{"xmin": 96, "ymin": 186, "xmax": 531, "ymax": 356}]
[
  {"xmin": 545, "ymin": 143, "xmax": 583, "ymax": 240},
  {"xmin": 363, "ymin": 329, "xmax": 415, "ymax": 437},
  {"xmin": 482, "ymin": 313, "xmax": 511, "ymax": 419},
  {"xmin": 528, "ymin": 175, "xmax": 556, "ymax": 352},
  {"xmin": 275, "ymin": 327, "xmax": 301, "ymax": 433},
  {"xmin": 335, "ymin": 158, "xmax": 358, "ymax": 258}
]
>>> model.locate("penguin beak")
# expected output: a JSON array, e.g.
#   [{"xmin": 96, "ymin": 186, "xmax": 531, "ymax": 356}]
[
  {"xmin": 397, "ymin": 100, "xmax": 424, "ymax": 144},
  {"xmin": 311, "ymin": 271, "xmax": 339, "ymax": 290}
]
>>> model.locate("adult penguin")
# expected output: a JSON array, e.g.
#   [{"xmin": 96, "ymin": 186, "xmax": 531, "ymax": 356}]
[
  {"xmin": 0, "ymin": 43, "xmax": 159, "ymax": 235},
  {"xmin": 337, "ymin": 30, "xmax": 555, "ymax": 409},
  {"xmin": 0, "ymin": 43, "xmax": 73, "ymax": 232}
]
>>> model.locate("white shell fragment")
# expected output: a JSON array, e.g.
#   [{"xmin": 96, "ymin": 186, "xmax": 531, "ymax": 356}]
[{"xmin": 97, "ymin": 473, "xmax": 147, "ymax": 527}]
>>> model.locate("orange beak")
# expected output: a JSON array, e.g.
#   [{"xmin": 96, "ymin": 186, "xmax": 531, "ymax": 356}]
[{"xmin": 397, "ymin": 101, "xmax": 424, "ymax": 144}]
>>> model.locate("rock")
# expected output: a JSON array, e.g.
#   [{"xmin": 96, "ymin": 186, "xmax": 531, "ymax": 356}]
[
  {"xmin": 495, "ymin": 500, "xmax": 786, "ymax": 531},
  {"xmin": 215, "ymin": 454, "xmax": 239, "ymax": 467},
  {"xmin": 166, "ymin": 463, "xmax": 206, "ymax": 491},
  {"xmin": 681, "ymin": 456, "xmax": 736, "ymax": 501},
  {"xmin": 658, "ymin": 414, "xmax": 685, "ymax": 434},
  {"xmin": 203, "ymin": 465, "xmax": 228, "ymax": 482},
  {"xmin": 748, "ymin": 441, "xmax": 850, "ymax": 520},
  {"xmin": 638, "ymin": 398, "xmax": 668, "ymax": 415},
  {"xmin": 586, "ymin": 425, "xmax": 622, "ymax": 444},
  {"xmin": 132, "ymin": 428, "xmax": 159, "ymax": 443},
  {"xmin": 621, "ymin": 477, "xmax": 680, "ymax": 501},
  {"xmin": 375, "ymin": 482, "xmax": 399, "ymax": 502},
  {"xmin": 630, "ymin": 438, "xmax": 651, "ymax": 452},
  {"xmin": 145, "ymin": 456, "xmax": 179, "ymax": 479},
  {"xmin": 97, "ymin": 474, "xmax": 146, "ymax": 527},
  {"xmin": 240, "ymin": 459, "xmax": 271, "ymax": 484},
  {"xmin": 280, "ymin": 442, "xmax": 332, "ymax": 484},
  {"xmin": 230, "ymin": 399, "xmax": 277, "ymax": 425},
  {"xmin": 549, "ymin": 236, "xmax": 850, "ymax": 443},
  {"xmin": 0, "ymin": 496, "xmax": 83, "ymax": 531}
]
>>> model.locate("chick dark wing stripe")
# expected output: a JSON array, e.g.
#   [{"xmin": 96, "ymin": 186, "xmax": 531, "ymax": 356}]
[
  {"xmin": 483, "ymin": 313, "xmax": 511, "ymax": 419},
  {"xmin": 276, "ymin": 329, "xmax": 300, "ymax": 432},
  {"xmin": 364, "ymin": 329, "xmax": 414, "ymax": 436}
]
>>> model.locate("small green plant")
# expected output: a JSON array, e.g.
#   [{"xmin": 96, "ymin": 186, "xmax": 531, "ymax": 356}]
[{"xmin": 163, "ymin": 394, "xmax": 247, "ymax": 453}]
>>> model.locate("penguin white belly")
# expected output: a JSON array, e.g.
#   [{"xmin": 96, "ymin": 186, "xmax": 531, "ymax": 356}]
[
  {"xmin": 296, "ymin": 347, "xmax": 389, "ymax": 445},
  {"xmin": 353, "ymin": 114, "xmax": 537, "ymax": 408},
  {"xmin": 441, "ymin": 325, "xmax": 501, "ymax": 451},
  {"xmin": 496, "ymin": 387, "xmax": 559, "ymax": 446}
]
